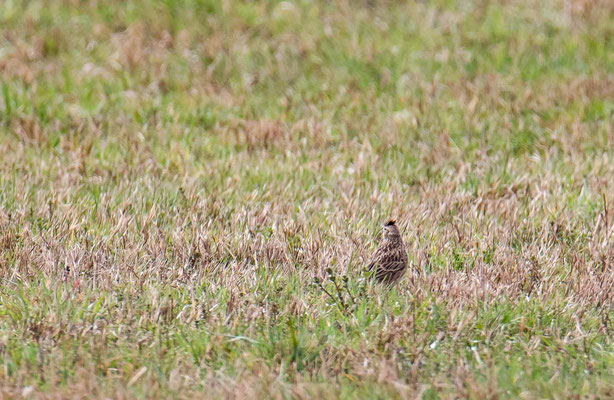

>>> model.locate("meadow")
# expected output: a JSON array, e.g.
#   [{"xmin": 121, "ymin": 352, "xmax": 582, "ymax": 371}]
[{"xmin": 1, "ymin": 0, "xmax": 614, "ymax": 398}]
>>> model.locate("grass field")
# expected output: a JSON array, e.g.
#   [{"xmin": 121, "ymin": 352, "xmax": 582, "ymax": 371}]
[{"xmin": 1, "ymin": 0, "xmax": 614, "ymax": 398}]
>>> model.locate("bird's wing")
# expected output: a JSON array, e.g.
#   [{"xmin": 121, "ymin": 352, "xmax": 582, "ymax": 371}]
[
  {"xmin": 368, "ymin": 246, "xmax": 407, "ymax": 277},
  {"xmin": 374, "ymin": 260, "xmax": 406, "ymax": 281},
  {"xmin": 366, "ymin": 245, "xmax": 387, "ymax": 271}
]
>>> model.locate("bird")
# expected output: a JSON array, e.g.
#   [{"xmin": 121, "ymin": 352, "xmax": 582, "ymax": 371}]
[{"xmin": 366, "ymin": 220, "xmax": 408, "ymax": 285}]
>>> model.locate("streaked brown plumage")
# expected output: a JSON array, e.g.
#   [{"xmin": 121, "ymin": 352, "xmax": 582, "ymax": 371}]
[{"xmin": 367, "ymin": 220, "xmax": 408, "ymax": 285}]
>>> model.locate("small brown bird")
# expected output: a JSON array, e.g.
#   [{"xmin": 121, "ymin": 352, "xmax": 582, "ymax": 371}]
[{"xmin": 367, "ymin": 220, "xmax": 408, "ymax": 285}]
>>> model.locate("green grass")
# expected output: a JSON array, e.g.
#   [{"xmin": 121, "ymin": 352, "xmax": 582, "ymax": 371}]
[{"xmin": 1, "ymin": 0, "xmax": 614, "ymax": 398}]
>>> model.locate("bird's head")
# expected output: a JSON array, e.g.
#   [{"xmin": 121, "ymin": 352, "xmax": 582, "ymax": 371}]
[{"xmin": 382, "ymin": 219, "xmax": 401, "ymax": 240}]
